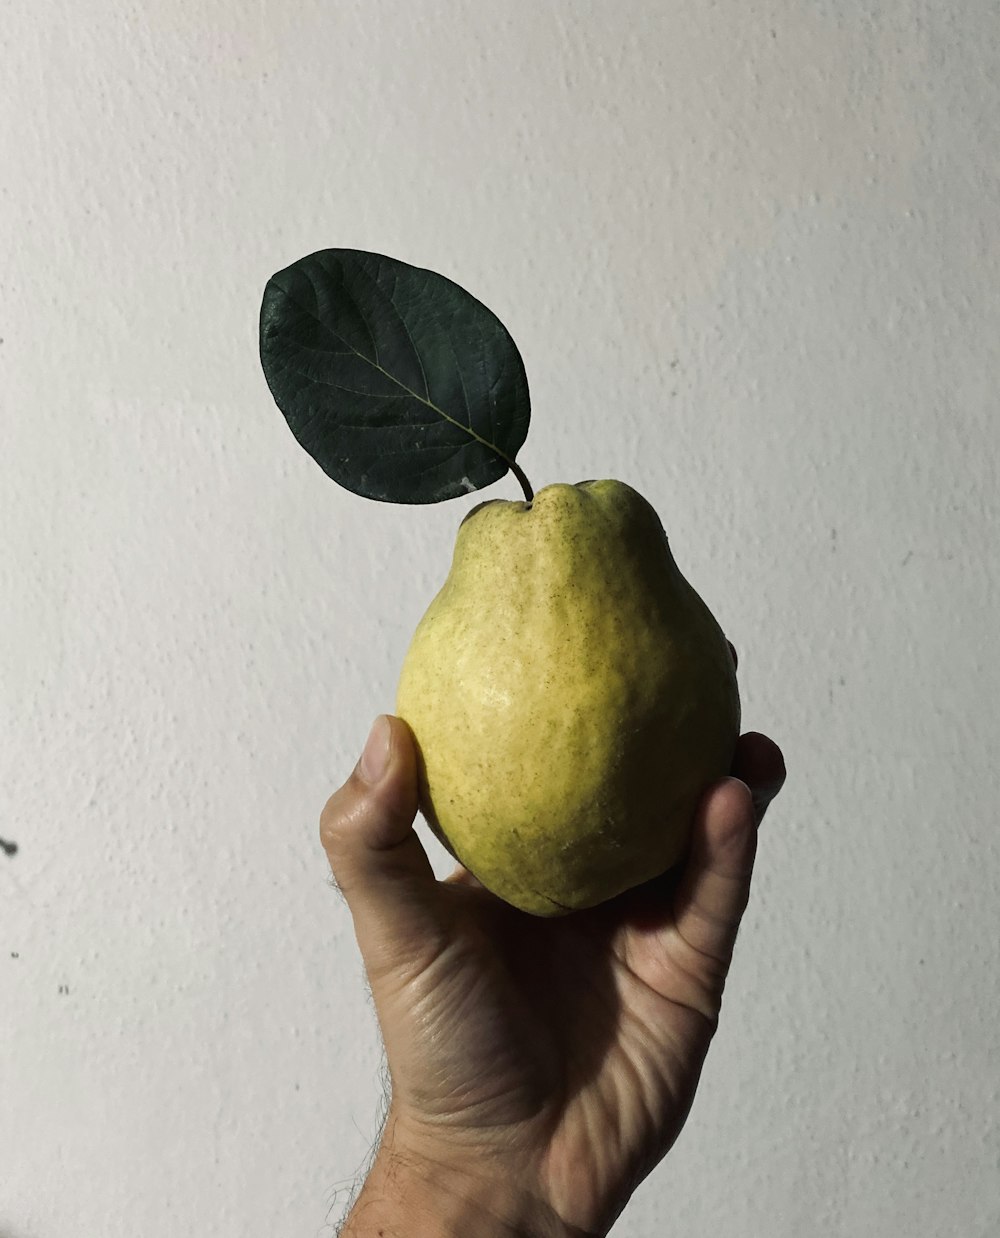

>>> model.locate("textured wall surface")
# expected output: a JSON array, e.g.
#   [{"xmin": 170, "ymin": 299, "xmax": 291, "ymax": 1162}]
[{"xmin": 2, "ymin": 2, "xmax": 999, "ymax": 1235}]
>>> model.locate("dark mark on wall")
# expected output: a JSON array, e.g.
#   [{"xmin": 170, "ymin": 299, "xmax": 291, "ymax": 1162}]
[
  {"xmin": 58, "ymin": 984, "xmax": 69, "ymax": 995},
  {"xmin": 0, "ymin": 837, "xmax": 17, "ymax": 856}
]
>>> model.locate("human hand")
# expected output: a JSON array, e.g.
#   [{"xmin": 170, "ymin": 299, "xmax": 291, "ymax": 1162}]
[{"xmin": 321, "ymin": 649, "xmax": 785, "ymax": 1237}]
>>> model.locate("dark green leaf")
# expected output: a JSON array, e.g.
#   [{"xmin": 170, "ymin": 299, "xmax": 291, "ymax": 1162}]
[{"xmin": 259, "ymin": 249, "xmax": 531, "ymax": 504}]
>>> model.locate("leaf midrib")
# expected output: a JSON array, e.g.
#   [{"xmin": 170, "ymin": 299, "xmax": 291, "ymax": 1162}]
[{"xmin": 280, "ymin": 279, "xmax": 520, "ymax": 473}]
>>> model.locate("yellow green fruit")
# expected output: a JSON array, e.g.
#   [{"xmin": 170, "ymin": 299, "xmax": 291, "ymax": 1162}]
[{"xmin": 395, "ymin": 479, "xmax": 740, "ymax": 916}]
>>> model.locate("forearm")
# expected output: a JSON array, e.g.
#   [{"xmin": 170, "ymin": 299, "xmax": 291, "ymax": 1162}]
[{"xmin": 339, "ymin": 1122, "xmax": 592, "ymax": 1238}]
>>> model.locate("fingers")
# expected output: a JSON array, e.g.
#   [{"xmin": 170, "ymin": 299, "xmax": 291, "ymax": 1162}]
[
  {"xmin": 319, "ymin": 715, "xmax": 442, "ymax": 974},
  {"xmin": 722, "ymin": 639, "xmax": 785, "ymax": 822},
  {"xmin": 669, "ymin": 724, "xmax": 786, "ymax": 964},
  {"xmin": 670, "ymin": 777, "xmax": 758, "ymax": 966},
  {"xmin": 731, "ymin": 731, "xmax": 786, "ymax": 824}
]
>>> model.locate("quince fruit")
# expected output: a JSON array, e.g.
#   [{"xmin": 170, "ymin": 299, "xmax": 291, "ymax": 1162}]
[{"xmin": 395, "ymin": 479, "xmax": 740, "ymax": 915}]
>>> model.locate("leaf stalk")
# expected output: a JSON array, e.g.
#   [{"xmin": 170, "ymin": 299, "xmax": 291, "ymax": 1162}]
[{"xmin": 509, "ymin": 459, "xmax": 534, "ymax": 503}]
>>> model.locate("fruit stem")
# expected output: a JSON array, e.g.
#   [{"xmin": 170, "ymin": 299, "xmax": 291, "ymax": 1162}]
[{"xmin": 509, "ymin": 459, "xmax": 534, "ymax": 503}]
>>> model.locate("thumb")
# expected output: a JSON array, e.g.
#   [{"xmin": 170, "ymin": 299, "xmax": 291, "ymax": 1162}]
[{"xmin": 319, "ymin": 714, "xmax": 441, "ymax": 971}]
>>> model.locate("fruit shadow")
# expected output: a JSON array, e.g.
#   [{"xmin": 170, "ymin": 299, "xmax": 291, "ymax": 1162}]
[{"xmin": 457, "ymin": 862, "xmax": 682, "ymax": 1121}]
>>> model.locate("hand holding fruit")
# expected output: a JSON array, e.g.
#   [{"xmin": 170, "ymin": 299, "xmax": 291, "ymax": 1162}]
[{"xmin": 319, "ymin": 709, "xmax": 785, "ymax": 1236}]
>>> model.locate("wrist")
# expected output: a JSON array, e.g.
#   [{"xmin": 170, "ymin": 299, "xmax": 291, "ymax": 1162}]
[{"xmin": 340, "ymin": 1113, "xmax": 595, "ymax": 1238}]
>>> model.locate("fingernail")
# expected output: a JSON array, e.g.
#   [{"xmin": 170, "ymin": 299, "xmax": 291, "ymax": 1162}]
[{"xmin": 359, "ymin": 715, "xmax": 391, "ymax": 784}]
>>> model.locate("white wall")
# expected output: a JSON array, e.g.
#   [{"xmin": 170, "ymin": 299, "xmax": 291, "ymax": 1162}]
[{"xmin": 2, "ymin": 2, "xmax": 998, "ymax": 1235}]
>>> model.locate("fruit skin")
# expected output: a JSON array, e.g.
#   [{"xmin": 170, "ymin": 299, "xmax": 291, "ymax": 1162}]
[{"xmin": 395, "ymin": 479, "xmax": 740, "ymax": 916}]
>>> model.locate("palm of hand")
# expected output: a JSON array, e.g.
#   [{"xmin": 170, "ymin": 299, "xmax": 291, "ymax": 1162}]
[{"xmin": 369, "ymin": 864, "xmax": 732, "ymax": 1234}]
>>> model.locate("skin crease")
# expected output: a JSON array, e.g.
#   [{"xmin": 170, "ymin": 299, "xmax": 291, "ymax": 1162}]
[{"xmin": 321, "ymin": 641, "xmax": 786, "ymax": 1237}]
